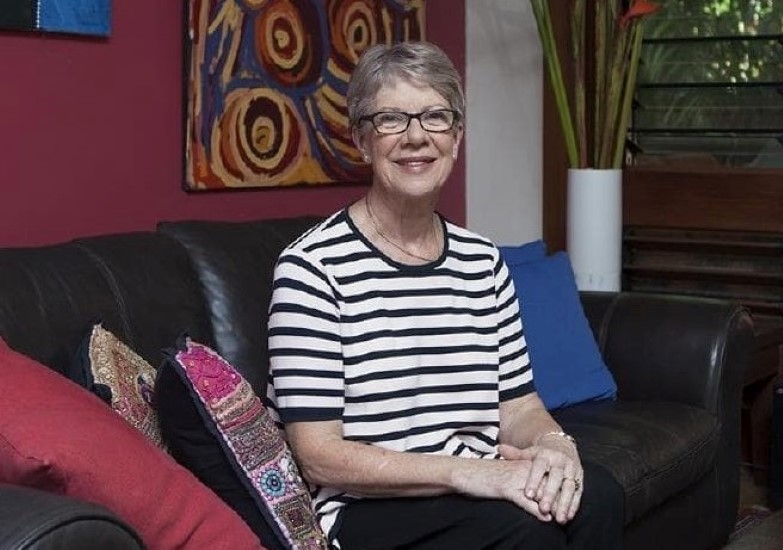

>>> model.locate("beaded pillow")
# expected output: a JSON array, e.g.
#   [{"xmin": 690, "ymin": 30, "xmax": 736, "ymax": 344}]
[
  {"xmin": 156, "ymin": 336, "xmax": 327, "ymax": 550},
  {"xmin": 69, "ymin": 323, "xmax": 166, "ymax": 449}
]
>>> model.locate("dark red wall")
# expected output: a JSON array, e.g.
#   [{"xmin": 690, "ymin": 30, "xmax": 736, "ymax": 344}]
[{"xmin": 0, "ymin": 1, "xmax": 465, "ymax": 246}]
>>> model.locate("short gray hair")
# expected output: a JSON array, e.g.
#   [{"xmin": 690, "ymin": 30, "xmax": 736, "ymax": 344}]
[{"xmin": 346, "ymin": 41, "xmax": 465, "ymax": 129}]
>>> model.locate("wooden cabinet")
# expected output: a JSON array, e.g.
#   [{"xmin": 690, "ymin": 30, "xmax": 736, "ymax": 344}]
[{"xmin": 617, "ymin": 169, "xmax": 783, "ymax": 479}]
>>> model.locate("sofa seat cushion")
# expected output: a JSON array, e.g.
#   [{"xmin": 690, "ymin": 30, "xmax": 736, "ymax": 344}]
[{"xmin": 552, "ymin": 400, "xmax": 720, "ymax": 523}]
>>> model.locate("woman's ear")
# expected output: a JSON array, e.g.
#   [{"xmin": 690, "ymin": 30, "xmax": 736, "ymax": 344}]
[
  {"xmin": 352, "ymin": 126, "xmax": 370, "ymax": 163},
  {"xmin": 452, "ymin": 124, "xmax": 464, "ymax": 160}
]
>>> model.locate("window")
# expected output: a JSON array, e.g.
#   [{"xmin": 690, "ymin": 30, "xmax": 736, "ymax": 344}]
[{"xmin": 633, "ymin": 0, "xmax": 783, "ymax": 168}]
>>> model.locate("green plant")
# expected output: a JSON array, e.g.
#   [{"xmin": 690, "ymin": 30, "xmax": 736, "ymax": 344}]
[{"xmin": 530, "ymin": 0, "xmax": 661, "ymax": 168}]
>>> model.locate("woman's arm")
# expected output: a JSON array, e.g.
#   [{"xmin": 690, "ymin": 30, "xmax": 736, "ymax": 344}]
[
  {"xmin": 499, "ymin": 392, "xmax": 565, "ymax": 449},
  {"xmin": 285, "ymin": 419, "xmax": 553, "ymax": 521},
  {"xmin": 499, "ymin": 392, "xmax": 583, "ymax": 524}
]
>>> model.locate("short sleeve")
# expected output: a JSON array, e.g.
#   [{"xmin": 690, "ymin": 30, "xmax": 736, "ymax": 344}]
[
  {"xmin": 493, "ymin": 253, "xmax": 535, "ymax": 401},
  {"xmin": 266, "ymin": 251, "xmax": 345, "ymax": 423}
]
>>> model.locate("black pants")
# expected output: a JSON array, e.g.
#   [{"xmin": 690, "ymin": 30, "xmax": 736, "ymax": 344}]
[{"xmin": 335, "ymin": 461, "xmax": 624, "ymax": 550}]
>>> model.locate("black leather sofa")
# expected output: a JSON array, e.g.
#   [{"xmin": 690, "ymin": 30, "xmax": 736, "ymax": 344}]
[{"xmin": 0, "ymin": 216, "xmax": 754, "ymax": 550}]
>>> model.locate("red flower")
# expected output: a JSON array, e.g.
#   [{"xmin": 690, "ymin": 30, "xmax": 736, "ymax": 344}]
[{"xmin": 620, "ymin": 0, "xmax": 661, "ymax": 27}]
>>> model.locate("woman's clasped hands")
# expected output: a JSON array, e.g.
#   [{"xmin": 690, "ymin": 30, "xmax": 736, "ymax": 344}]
[{"xmin": 499, "ymin": 435, "xmax": 584, "ymax": 525}]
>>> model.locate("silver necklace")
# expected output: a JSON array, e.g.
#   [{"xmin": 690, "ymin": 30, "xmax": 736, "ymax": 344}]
[{"xmin": 365, "ymin": 197, "xmax": 440, "ymax": 262}]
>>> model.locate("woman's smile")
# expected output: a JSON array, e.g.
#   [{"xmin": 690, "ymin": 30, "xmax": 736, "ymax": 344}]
[{"xmin": 393, "ymin": 155, "xmax": 436, "ymax": 170}]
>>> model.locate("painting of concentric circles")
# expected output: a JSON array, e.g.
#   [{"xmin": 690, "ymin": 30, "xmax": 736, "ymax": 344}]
[{"xmin": 185, "ymin": 0, "xmax": 426, "ymax": 190}]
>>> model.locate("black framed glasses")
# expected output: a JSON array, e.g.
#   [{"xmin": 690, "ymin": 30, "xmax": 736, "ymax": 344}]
[{"xmin": 359, "ymin": 109, "xmax": 460, "ymax": 135}]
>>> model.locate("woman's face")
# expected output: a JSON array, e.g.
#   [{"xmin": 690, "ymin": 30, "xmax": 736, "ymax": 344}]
[{"xmin": 354, "ymin": 78, "xmax": 463, "ymax": 201}]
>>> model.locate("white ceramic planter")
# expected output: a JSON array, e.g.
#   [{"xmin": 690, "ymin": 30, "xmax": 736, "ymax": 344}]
[{"xmin": 566, "ymin": 168, "xmax": 623, "ymax": 292}]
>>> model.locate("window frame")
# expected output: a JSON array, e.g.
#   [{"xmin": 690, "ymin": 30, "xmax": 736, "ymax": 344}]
[{"xmin": 542, "ymin": 3, "xmax": 783, "ymax": 252}]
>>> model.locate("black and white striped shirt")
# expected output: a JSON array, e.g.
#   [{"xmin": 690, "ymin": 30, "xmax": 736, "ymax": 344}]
[{"xmin": 266, "ymin": 209, "xmax": 533, "ymax": 541}]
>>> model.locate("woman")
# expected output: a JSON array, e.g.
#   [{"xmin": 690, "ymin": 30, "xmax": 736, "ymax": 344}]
[{"xmin": 266, "ymin": 41, "xmax": 623, "ymax": 549}]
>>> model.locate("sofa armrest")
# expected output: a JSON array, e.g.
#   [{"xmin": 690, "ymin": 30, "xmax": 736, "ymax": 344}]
[
  {"xmin": 577, "ymin": 292, "xmax": 753, "ymax": 549},
  {"xmin": 580, "ymin": 291, "xmax": 754, "ymax": 414},
  {"xmin": 0, "ymin": 485, "xmax": 144, "ymax": 550}
]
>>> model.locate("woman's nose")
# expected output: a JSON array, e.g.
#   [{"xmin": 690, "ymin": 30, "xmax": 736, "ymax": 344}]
[{"xmin": 404, "ymin": 117, "xmax": 428, "ymax": 143}]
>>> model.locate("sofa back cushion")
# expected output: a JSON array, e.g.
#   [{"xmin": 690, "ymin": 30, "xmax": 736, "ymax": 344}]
[
  {"xmin": 0, "ymin": 337, "xmax": 263, "ymax": 550},
  {"xmin": 158, "ymin": 217, "xmax": 321, "ymax": 396},
  {"xmin": 0, "ymin": 233, "xmax": 213, "ymax": 375}
]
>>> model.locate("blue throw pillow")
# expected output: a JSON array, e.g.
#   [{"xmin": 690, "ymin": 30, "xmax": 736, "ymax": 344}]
[
  {"xmin": 499, "ymin": 240, "xmax": 547, "ymax": 266},
  {"xmin": 501, "ymin": 250, "xmax": 617, "ymax": 410}
]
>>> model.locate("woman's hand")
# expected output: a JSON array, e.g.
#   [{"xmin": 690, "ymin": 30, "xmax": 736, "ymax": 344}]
[
  {"xmin": 451, "ymin": 456, "xmax": 553, "ymax": 522},
  {"xmin": 498, "ymin": 393, "xmax": 584, "ymax": 524},
  {"xmin": 498, "ymin": 440, "xmax": 583, "ymax": 524}
]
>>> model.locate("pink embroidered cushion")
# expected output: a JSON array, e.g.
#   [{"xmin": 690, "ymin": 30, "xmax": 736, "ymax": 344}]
[
  {"xmin": 0, "ymin": 337, "xmax": 263, "ymax": 550},
  {"xmin": 155, "ymin": 337, "xmax": 327, "ymax": 550}
]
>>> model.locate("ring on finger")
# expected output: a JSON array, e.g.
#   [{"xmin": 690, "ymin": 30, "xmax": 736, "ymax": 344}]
[{"xmin": 564, "ymin": 477, "xmax": 582, "ymax": 492}]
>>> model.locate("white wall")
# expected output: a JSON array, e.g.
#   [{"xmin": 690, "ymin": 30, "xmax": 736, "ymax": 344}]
[{"xmin": 465, "ymin": 1, "xmax": 543, "ymax": 246}]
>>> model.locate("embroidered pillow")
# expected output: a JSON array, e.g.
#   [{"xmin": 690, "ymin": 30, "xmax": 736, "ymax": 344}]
[
  {"xmin": 156, "ymin": 337, "xmax": 327, "ymax": 550},
  {"xmin": 69, "ymin": 323, "xmax": 166, "ymax": 450}
]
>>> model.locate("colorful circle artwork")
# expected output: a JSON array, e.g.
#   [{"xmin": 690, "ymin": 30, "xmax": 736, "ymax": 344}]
[{"xmin": 185, "ymin": 0, "xmax": 425, "ymax": 190}]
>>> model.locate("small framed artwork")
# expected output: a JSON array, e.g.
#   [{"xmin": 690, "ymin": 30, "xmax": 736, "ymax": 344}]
[
  {"xmin": 0, "ymin": 0, "xmax": 111, "ymax": 37},
  {"xmin": 183, "ymin": 0, "xmax": 426, "ymax": 192}
]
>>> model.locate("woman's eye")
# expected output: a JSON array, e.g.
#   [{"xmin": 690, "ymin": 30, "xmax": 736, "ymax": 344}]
[
  {"xmin": 377, "ymin": 113, "xmax": 405, "ymax": 125},
  {"xmin": 424, "ymin": 111, "xmax": 449, "ymax": 123}
]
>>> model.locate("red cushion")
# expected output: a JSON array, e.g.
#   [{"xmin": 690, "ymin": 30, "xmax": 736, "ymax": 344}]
[{"xmin": 0, "ymin": 338, "xmax": 264, "ymax": 550}]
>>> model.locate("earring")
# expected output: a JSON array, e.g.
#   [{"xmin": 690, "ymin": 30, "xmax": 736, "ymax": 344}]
[{"xmin": 364, "ymin": 154, "xmax": 371, "ymax": 163}]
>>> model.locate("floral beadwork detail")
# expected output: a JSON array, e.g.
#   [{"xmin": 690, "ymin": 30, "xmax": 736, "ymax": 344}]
[
  {"xmin": 261, "ymin": 468, "xmax": 287, "ymax": 498},
  {"xmin": 175, "ymin": 339, "xmax": 327, "ymax": 550}
]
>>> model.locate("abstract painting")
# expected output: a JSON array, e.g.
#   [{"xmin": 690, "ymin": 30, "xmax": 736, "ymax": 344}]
[
  {"xmin": 184, "ymin": 0, "xmax": 426, "ymax": 191},
  {"xmin": 0, "ymin": 0, "xmax": 111, "ymax": 37}
]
